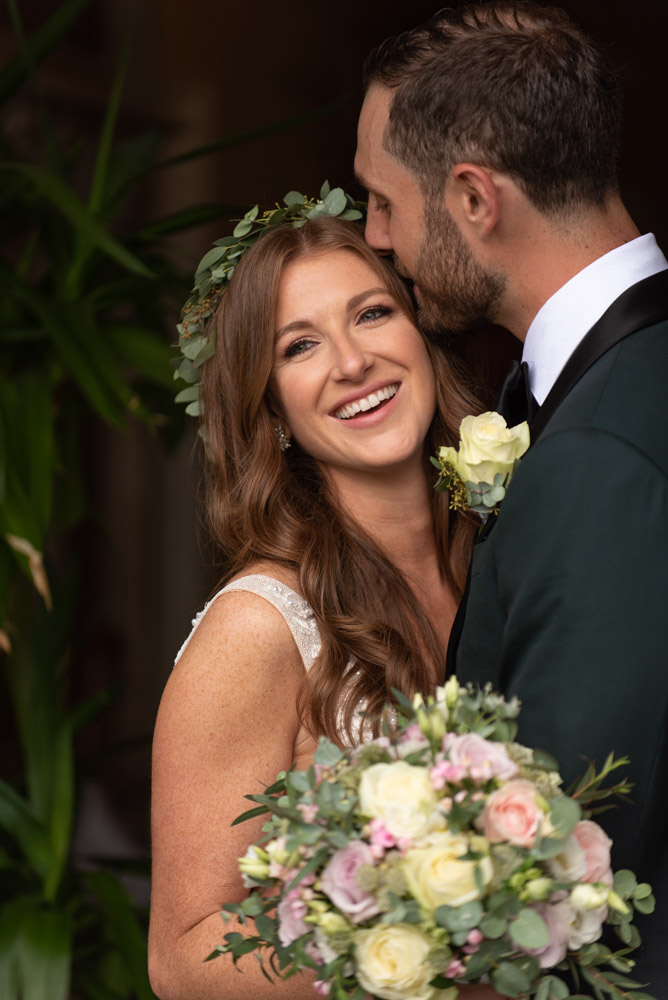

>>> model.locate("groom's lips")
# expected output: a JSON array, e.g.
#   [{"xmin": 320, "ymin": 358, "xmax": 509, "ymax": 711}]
[{"xmin": 413, "ymin": 283, "xmax": 421, "ymax": 302}]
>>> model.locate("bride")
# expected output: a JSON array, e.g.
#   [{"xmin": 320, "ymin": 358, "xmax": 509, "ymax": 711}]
[{"xmin": 148, "ymin": 216, "xmax": 481, "ymax": 999}]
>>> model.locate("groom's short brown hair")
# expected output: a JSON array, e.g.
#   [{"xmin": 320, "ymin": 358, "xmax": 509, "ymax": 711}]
[{"xmin": 363, "ymin": 1, "xmax": 621, "ymax": 216}]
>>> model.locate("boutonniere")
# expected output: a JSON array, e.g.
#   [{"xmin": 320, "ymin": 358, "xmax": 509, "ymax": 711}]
[{"xmin": 432, "ymin": 412, "xmax": 530, "ymax": 518}]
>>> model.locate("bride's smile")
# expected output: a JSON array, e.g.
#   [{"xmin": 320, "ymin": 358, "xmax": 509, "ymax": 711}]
[
  {"xmin": 331, "ymin": 380, "xmax": 400, "ymax": 420},
  {"xmin": 270, "ymin": 249, "xmax": 437, "ymax": 484}
]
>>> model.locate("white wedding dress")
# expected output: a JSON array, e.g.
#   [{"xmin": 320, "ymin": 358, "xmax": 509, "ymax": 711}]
[
  {"xmin": 174, "ymin": 573, "xmax": 373, "ymax": 744},
  {"xmin": 174, "ymin": 573, "xmax": 322, "ymax": 672}
]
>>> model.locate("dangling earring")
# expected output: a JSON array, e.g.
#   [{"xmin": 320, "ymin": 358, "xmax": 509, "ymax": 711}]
[{"xmin": 274, "ymin": 424, "xmax": 291, "ymax": 452}]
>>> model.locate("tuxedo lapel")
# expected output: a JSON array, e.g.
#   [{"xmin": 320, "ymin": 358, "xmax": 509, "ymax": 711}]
[
  {"xmin": 447, "ymin": 268, "xmax": 668, "ymax": 678},
  {"xmin": 532, "ymin": 268, "xmax": 668, "ymax": 443}
]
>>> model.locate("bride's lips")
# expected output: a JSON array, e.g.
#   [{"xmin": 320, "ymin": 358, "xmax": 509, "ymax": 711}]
[{"xmin": 330, "ymin": 381, "xmax": 401, "ymax": 424}]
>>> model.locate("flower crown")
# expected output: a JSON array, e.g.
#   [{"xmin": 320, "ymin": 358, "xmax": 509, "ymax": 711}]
[{"xmin": 174, "ymin": 182, "xmax": 365, "ymax": 417}]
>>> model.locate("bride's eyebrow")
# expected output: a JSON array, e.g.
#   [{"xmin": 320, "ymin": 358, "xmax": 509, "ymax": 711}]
[
  {"xmin": 274, "ymin": 287, "xmax": 391, "ymax": 341},
  {"xmin": 347, "ymin": 287, "xmax": 391, "ymax": 312},
  {"xmin": 274, "ymin": 318, "xmax": 314, "ymax": 342}
]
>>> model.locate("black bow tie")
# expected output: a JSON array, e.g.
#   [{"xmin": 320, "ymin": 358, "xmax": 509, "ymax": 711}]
[{"xmin": 496, "ymin": 360, "xmax": 538, "ymax": 427}]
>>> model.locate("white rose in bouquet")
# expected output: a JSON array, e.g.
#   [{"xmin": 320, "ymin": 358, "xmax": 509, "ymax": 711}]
[
  {"xmin": 354, "ymin": 923, "xmax": 453, "ymax": 1000},
  {"xmin": 358, "ymin": 761, "xmax": 445, "ymax": 842},
  {"xmin": 403, "ymin": 831, "xmax": 493, "ymax": 909}
]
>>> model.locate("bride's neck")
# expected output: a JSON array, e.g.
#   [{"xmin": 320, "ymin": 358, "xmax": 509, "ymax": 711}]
[{"xmin": 327, "ymin": 464, "xmax": 440, "ymax": 580}]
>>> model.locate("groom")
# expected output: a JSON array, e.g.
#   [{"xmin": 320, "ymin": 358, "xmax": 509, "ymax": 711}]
[{"xmin": 356, "ymin": 1, "xmax": 668, "ymax": 990}]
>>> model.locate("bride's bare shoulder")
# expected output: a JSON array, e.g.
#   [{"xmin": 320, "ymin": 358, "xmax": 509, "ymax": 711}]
[{"xmin": 173, "ymin": 560, "xmax": 303, "ymax": 683}]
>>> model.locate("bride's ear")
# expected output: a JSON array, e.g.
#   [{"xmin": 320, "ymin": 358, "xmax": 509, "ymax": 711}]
[{"xmin": 266, "ymin": 397, "xmax": 292, "ymax": 449}]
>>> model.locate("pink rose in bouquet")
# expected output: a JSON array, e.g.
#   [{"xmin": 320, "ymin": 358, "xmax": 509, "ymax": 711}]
[
  {"xmin": 574, "ymin": 819, "xmax": 614, "ymax": 884},
  {"xmin": 445, "ymin": 731, "xmax": 519, "ymax": 783},
  {"xmin": 277, "ymin": 888, "xmax": 309, "ymax": 946},
  {"xmin": 320, "ymin": 841, "xmax": 381, "ymax": 923},
  {"xmin": 483, "ymin": 778, "xmax": 546, "ymax": 847},
  {"xmin": 525, "ymin": 899, "xmax": 572, "ymax": 968}
]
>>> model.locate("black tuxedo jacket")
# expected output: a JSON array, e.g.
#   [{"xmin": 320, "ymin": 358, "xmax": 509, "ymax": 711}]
[{"xmin": 451, "ymin": 270, "xmax": 668, "ymax": 993}]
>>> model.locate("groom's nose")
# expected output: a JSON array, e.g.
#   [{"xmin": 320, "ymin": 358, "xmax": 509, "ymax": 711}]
[{"xmin": 364, "ymin": 203, "xmax": 393, "ymax": 254}]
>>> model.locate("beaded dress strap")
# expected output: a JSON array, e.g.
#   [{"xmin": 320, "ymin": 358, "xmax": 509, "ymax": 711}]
[{"xmin": 173, "ymin": 574, "xmax": 322, "ymax": 671}]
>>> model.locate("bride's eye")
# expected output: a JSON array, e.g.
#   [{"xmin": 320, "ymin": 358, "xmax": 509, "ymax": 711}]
[
  {"xmin": 358, "ymin": 303, "xmax": 394, "ymax": 324},
  {"xmin": 283, "ymin": 337, "xmax": 316, "ymax": 359}
]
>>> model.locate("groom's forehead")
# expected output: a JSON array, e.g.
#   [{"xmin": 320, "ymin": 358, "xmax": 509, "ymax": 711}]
[
  {"xmin": 355, "ymin": 87, "xmax": 392, "ymax": 169},
  {"xmin": 355, "ymin": 86, "xmax": 413, "ymax": 197}
]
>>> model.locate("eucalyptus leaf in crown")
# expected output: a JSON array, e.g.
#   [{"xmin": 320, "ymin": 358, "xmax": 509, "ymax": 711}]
[{"xmin": 174, "ymin": 181, "xmax": 365, "ymax": 417}]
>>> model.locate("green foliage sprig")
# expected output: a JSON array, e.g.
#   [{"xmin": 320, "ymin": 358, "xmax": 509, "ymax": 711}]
[
  {"xmin": 174, "ymin": 181, "xmax": 365, "ymax": 417},
  {"xmin": 432, "ymin": 456, "xmax": 511, "ymax": 517}
]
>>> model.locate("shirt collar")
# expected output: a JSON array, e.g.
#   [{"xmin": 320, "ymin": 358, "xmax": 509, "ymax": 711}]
[{"xmin": 522, "ymin": 233, "xmax": 668, "ymax": 405}]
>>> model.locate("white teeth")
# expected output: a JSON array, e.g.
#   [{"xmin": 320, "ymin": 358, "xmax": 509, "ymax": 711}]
[{"xmin": 334, "ymin": 383, "xmax": 399, "ymax": 420}]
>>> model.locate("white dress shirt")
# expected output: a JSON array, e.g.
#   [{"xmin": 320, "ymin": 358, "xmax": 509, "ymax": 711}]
[{"xmin": 522, "ymin": 233, "xmax": 668, "ymax": 405}]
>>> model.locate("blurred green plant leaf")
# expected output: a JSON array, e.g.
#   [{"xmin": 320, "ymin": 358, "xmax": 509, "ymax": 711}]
[
  {"xmin": 0, "ymin": 164, "xmax": 154, "ymax": 282},
  {"xmin": 0, "ymin": 0, "xmax": 92, "ymax": 105},
  {"xmin": 86, "ymin": 871, "xmax": 156, "ymax": 1000},
  {"xmin": 44, "ymin": 724, "xmax": 74, "ymax": 902},
  {"xmin": 132, "ymin": 203, "xmax": 244, "ymax": 241},
  {"xmin": 0, "ymin": 780, "xmax": 51, "ymax": 877},
  {"xmin": 19, "ymin": 907, "xmax": 71, "ymax": 1000},
  {"xmin": 107, "ymin": 325, "xmax": 177, "ymax": 390}
]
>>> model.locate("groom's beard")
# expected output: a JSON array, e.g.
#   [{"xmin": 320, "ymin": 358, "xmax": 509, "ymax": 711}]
[{"xmin": 408, "ymin": 203, "xmax": 506, "ymax": 340}]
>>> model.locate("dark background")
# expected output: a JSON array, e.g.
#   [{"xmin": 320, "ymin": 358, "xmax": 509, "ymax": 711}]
[{"xmin": 2, "ymin": 0, "xmax": 666, "ymax": 881}]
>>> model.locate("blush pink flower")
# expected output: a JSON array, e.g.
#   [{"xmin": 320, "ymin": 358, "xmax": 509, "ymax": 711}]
[
  {"xmin": 277, "ymin": 889, "xmax": 308, "ymax": 946},
  {"xmin": 523, "ymin": 900, "xmax": 572, "ymax": 968},
  {"xmin": 369, "ymin": 819, "xmax": 395, "ymax": 860},
  {"xmin": 573, "ymin": 820, "xmax": 613, "ymax": 884},
  {"xmin": 463, "ymin": 927, "xmax": 484, "ymax": 954},
  {"xmin": 430, "ymin": 760, "xmax": 465, "ymax": 788},
  {"xmin": 445, "ymin": 733, "xmax": 519, "ymax": 784},
  {"xmin": 298, "ymin": 802, "xmax": 319, "ymax": 823},
  {"xmin": 446, "ymin": 958, "xmax": 467, "ymax": 978},
  {"xmin": 320, "ymin": 841, "xmax": 381, "ymax": 923},
  {"xmin": 483, "ymin": 779, "xmax": 544, "ymax": 847},
  {"xmin": 369, "ymin": 818, "xmax": 396, "ymax": 848},
  {"xmin": 397, "ymin": 723, "xmax": 430, "ymax": 758}
]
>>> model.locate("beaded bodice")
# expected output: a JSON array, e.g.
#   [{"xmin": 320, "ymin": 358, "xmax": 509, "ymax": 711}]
[{"xmin": 174, "ymin": 574, "xmax": 322, "ymax": 670}]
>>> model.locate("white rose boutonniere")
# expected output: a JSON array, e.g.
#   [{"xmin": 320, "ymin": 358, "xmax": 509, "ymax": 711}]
[{"xmin": 434, "ymin": 411, "xmax": 530, "ymax": 517}]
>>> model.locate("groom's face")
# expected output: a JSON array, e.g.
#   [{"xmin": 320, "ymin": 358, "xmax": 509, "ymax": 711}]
[
  {"xmin": 355, "ymin": 86, "xmax": 426, "ymax": 284},
  {"xmin": 356, "ymin": 85, "xmax": 504, "ymax": 337}
]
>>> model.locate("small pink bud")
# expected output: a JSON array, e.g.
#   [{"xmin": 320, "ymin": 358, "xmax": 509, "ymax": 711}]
[{"xmin": 446, "ymin": 958, "xmax": 467, "ymax": 979}]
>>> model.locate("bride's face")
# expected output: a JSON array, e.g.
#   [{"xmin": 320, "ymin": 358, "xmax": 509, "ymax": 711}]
[{"xmin": 269, "ymin": 249, "xmax": 437, "ymax": 484}]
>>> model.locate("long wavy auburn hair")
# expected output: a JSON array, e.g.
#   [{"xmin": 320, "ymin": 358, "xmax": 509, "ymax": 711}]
[{"xmin": 200, "ymin": 217, "xmax": 481, "ymax": 744}]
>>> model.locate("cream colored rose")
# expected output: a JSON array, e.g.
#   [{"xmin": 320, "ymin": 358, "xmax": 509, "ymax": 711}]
[
  {"xmin": 547, "ymin": 832, "xmax": 587, "ymax": 883},
  {"xmin": 358, "ymin": 761, "xmax": 445, "ymax": 842},
  {"xmin": 569, "ymin": 884, "xmax": 609, "ymax": 911},
  {"xmin": 355, "ymin": 923, "xmax": 449, "ymax": 1000},
  {"xmin": 440, "ymin": 411, "xmax": 529, "ymax": 486},
  {"xmin": 403, "ymin": 831, "xmax": 493, "ymax": 909},
  {"xmin": 566, "ymin": 903, "xmax": 607, "ymax": 949}
]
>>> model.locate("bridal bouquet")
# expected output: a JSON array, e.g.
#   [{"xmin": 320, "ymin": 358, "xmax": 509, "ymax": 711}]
[{"xmin": 210, "ymin": 679, "xmax": 655, "ymax": 1000}]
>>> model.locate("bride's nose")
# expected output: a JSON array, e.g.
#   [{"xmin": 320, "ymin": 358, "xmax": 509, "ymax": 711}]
[{"xmin": 332, "ymin": 338, "xmax": 372, "ymax": 380}]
